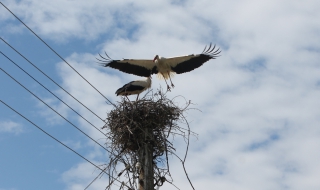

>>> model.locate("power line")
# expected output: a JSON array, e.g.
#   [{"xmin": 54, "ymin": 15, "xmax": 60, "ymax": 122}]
[
  {"xmin": 0, "ymin": 51, "xmax": 107, "ymax": 137},
  {"xmin": 0, "ymin": 2, "xmax": 115, "ymax": 107},
  {"xmin": 0, "ymin": 37, "xmax": 106, "ymax": 122},
  {"xmin": 0, "ymin": 99, "xmax": 127, "ymax": 188},
  {"xmin": 0, "ymin": 67, "xmax": 111, "ymax": 154},
  {"xmin": 1, "ymin": 52, "xmax": 128, "ymax": 186},
  {"xmin": 0, "ymin": 3, "xmax": 130, "ymax": 187},
  {"xmin": 0, "ymin": 41, "xmax": 127, "ymax": 169}
]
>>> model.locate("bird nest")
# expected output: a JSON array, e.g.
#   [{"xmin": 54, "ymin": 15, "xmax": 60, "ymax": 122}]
[
  {"xmin": 103, "ymin": 90, "xmax": 182, "ymax": 156},
  {"xmin": 97, "ymin": 90, "xmax": 196, "ymax": 190}
]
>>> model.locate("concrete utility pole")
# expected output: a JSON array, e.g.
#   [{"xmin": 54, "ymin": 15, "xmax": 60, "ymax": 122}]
[{"xmin": 138, "ymin": 127, "xmax": 154, "ymax": 190}]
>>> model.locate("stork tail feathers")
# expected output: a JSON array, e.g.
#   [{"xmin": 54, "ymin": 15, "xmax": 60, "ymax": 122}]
[{"xmin": 157, "ymin": 72, "xmax": 175, "ymax": 80}]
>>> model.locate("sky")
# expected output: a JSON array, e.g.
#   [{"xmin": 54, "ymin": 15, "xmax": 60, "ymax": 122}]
[{"xmin": 1, "ymin": 0, "xmax": 320, "ymax": 189}]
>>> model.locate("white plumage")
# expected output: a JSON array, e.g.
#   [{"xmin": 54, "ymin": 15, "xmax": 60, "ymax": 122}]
[
  {"xmin": 115, "ymin": 77, "xmax": 151, "ymax": 101},
  {"xmin": 135, "ymin": 162, "xmax": 141, "ymax": 173},
  {"xmin": 97, "ymin": 43, "xmax": 220, "ymax": 91}
]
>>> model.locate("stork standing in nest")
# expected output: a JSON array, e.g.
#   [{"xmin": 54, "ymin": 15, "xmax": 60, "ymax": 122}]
[
  {"xmin": 97, "ymin": 43, "xmax": 221, "ymax": 91},
  {"xmin": 115, "ymin": 76, "xmax": 152, "ymax": 101}
]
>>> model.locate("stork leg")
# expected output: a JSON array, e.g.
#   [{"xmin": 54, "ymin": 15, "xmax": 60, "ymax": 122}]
[
  {"xmin": 161, "ymin": 73, "xmax": 171, "ymax": 91},
  {"xmin": 168, "ymin": 72, "xmax": 175, "ymax": 88},
  {"xmin": 136, "ymin": 94, "xmax": 140, "ymax": 101},
  {"xmin": 167, "ymin": 84, "xmax": 171, "ymax": 91},
  {"xmin": 125, "ymin": 96, "xmax": 130, "ymax": 102}
]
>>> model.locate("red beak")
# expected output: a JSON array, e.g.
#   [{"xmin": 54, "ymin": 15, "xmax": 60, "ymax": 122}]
[{"xmin": 153, "ymin": 55, "xmax": 158, "ymax": 62}]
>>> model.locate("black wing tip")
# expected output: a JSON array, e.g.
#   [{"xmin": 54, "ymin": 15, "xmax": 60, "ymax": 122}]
[
  {"xmin": 96, "ymin": 52, "xmax": 115, "ymax": 67},
  {"xmin": 201, "ymin": 43, "xmax": 221, "ymax": 58}
]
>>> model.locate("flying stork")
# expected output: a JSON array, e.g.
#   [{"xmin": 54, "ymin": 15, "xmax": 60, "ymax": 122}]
[
  {"xmin": 97, "ymin": 44, "xmax": 221, "ymax": 91},
  {"xmin": 115, "ymin": 76, "xmax": 152, "ymax": 101}
]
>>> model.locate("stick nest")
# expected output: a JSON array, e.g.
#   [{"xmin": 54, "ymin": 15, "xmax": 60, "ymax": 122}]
[
  {"xmin": 103, "ymin": 91, "xmax": 181, "ymax": 156},
  {"xmin": 97, "ymin": 90, "xmax": 196, "ymax": 190}
]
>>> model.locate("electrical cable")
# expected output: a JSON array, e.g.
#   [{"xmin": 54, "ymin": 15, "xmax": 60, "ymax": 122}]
[
  {"xmin": 0, "ymin": 50, "xmax": 107, "ymax": 137},
  {"xmin": 0, "ymin": 67, "xmax": 111, "ymax": 154},
  {"xmin": 0, "ymin": 99, "xmax": 128, "ymax": 189},
  {"xmin": 0, "ymin": 37, "xmax": 106, "ymax": 123},
  {"xmin": 0, "ymin": 3, "xmax": 133, "ymax": 187},
  {"xmin": 0, "ymin": 2, "xmax": 116, "ymax": 107}
]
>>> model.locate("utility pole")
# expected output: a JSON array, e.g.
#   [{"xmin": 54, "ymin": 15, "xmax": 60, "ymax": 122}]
[
  {"xmin": 105, "ymin": 93, "xmax": 190, "ymax": 190},
  {"xmin": 138, "ymin": 127, "xmax": 154, "ymax": 190}
]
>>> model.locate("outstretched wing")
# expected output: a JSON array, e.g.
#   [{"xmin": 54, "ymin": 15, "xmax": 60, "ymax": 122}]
[
  {"xmin": 97, "ymin": 53, "xmax": 157, "ymax": 77},
  {"xmin": 168, "ymin": 44, "xmax": 221, "ymax": 74}
]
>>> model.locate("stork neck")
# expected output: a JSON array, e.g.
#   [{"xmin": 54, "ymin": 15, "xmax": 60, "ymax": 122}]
[{"xmin": 155, "ymin": 60, "xmax": 159, "ymax": 67}]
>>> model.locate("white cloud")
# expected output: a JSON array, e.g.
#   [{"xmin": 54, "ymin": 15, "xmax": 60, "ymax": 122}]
[
  {"xmin": 62, "ymin": 161, "xmax": 111, "ymax": 190},
  {"xmin": 0, "ymin": 121, "xmax": 23, "ymax": 134},
  {"xmin": 56, "ymin": 0, "xmax": 320, "ymax": 187},
  {"xmin": 2, "ymin": 0, "xmax": 320, "ymax": 189},
  {"xmin": 35, "ymin": 95, "xmax": 71, "ymax": 125},
  {"xmin": 1, "ymin": 0, "xmax": 152, "ymax": 42}
]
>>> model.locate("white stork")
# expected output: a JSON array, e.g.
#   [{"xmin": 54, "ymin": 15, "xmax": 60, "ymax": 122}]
[
  {"xmin": 115, "ymin": 77, "xmax": 152, "ymax": 101},
  {"xmin": 97, "ymin": 44, "xmax": 220, "ymax": 91}
]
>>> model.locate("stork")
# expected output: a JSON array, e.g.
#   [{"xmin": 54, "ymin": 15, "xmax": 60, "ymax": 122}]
[
  {"xmin": 97, "ymin": 43, "xmax": 221, "ymax": 91},
  {"xmin": 115, "ymin": 76, "xmax": 152, "ymax": 101}
]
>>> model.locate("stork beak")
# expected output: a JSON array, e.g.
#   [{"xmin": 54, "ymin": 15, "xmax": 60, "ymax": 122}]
[{"xmin": 153, "ymin": 55, "xmax": 158, "ymax": 62}]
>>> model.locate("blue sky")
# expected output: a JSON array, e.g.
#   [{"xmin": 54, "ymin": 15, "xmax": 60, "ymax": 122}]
[{"xmin": 1, "ymin": 0, "xmax": 320, "ymax": 190}]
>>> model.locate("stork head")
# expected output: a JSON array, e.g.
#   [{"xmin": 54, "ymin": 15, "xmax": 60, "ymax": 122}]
[{"xmin": 153, "ymin": 55, "xmax": 159, "ymax": 62}]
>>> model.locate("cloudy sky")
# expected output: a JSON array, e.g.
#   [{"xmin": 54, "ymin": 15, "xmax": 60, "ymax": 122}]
[{"xmin": 1, "ymin": 0, "xmax": 320, "ymax": 189}]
